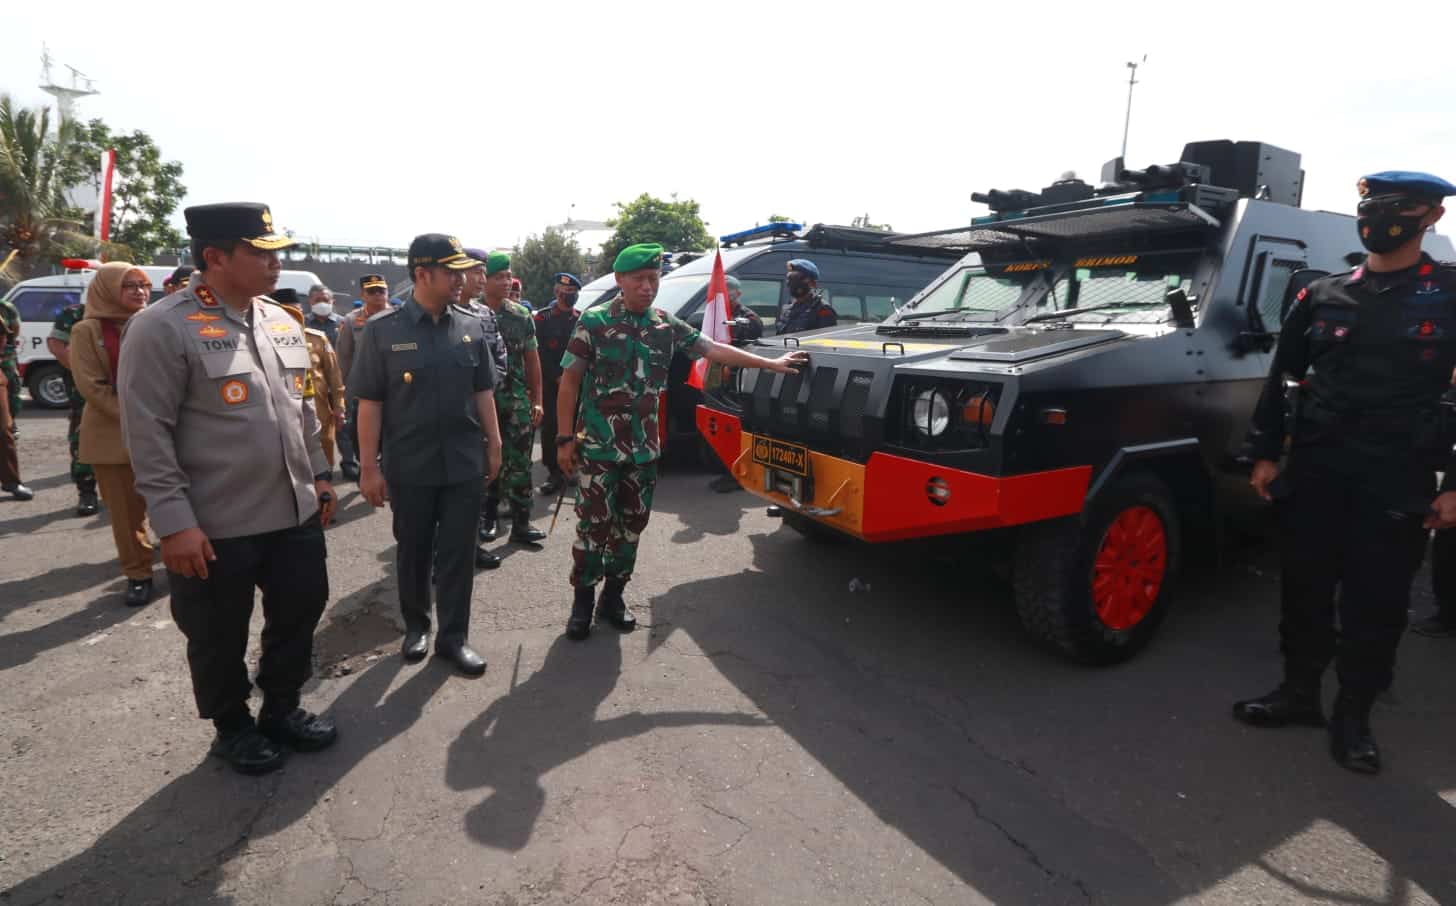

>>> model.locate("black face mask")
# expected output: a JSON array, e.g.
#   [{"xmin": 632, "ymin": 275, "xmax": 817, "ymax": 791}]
[
  {"xmin": 787, "ymin": 275, "xmax": 811, "ymax": 297},
  {"xmin": 1358, "ymin": 210, "xmax": 1426, "ymax": 254}
]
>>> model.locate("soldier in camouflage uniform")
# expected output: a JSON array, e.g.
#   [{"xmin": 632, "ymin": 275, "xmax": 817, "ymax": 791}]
[
  {"xmin": 49, "ymin": 302, "xmax": 100, "ymax": 515},
  {"xmin": 479, "ymin": 251, "xmax": 547, "ymax": 545},
  {"xmin": 0, "ymin": 296, "xmax": 20, "ymax": 429},
  {"xmin": 555, "ymin": 243, "xmax": 808, "ymax": 640}
]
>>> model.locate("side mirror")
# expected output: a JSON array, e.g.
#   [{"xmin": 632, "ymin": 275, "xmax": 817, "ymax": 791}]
[
  {"xmin": 1280, "ymin": 268, "xmax": 1330, "ymax": 323},
  {"xmin": 1165, "ymin": 288, "xmax": 1195, "ymax": 328},
  {"xmin": 685, "ymin": 312, "xmax": 705, "ymax": 330}
]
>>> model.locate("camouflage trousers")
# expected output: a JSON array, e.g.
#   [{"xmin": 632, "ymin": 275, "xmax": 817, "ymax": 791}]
[
  {"xmin": 0, "ymin": 362, "xmax": 18, "ymax": 421},
  {"xmin": 570, "ymin": 459, "xmax": 658, "ymax": 588},
  {"xmin": 487, "ymin": 397, "xmax": 534, "ymax": 513},
  {"xmin": 67, "ymin": 399, "xmax": 95, "ymax": 491}
]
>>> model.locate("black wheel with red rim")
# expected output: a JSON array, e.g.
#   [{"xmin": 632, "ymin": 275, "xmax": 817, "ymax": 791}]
[{"xmin": 1013, "ymin": 472, "xmax": 1180, "ymax": 664}]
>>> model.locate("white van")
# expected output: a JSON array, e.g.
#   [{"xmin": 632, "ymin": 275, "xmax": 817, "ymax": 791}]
[{"xmin": 3, "ymin": 263, "xmax": 323, "ymax": 409}]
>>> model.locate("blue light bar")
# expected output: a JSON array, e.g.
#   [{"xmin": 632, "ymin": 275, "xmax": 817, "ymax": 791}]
[{"xmin": 719, "ymin": 222, "xmax": 804, "ymax": 245}]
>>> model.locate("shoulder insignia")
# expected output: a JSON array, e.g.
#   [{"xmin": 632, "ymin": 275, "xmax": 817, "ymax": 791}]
[
  {"xmin": 194, "ymin": 285, "xmax": 220, "ymax": 308},
  {"xmin": 367, "ymin": 307, "xmax": 400, "ymax": 323},
  {"xmin": 304, "ymin": 326, "xmax": 329, "ymax": 340}
]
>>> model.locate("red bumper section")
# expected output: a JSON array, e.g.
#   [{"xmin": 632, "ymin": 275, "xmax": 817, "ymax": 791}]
[{"xmin": 697, "ymin": 406, "xmax": 1090, "ymax": 542}]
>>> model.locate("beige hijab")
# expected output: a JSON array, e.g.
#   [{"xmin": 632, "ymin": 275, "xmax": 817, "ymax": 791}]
[{"xmin": 84, "ymin": 262, "xmax": 147, "ymax": 321}]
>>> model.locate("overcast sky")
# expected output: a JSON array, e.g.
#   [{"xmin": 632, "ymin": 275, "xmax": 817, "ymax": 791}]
[{"xmin": 5, "ymin": 1, "xmax": 1456, "ymax": 253}]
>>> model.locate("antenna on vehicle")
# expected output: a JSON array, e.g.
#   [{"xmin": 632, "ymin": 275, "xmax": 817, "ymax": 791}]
[{"xmin": 1120, "ymin": 55, "xmax": 1146, "ymax": 161}]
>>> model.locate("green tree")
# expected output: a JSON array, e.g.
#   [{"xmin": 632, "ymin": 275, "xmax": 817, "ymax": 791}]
[
  {"xmin": 601, "ymin": 193, "xmax": 714, "ymax": 267},
  {"xmin": 0, "ymin": 94, "xmax": 75, "ymax": 280},
  {"xmin": 56, "ymin": 118, "xmax": 186, "ymax": 263},
  {"xmin": 767, "ymin": 214, "xmax": 796, "ymax": 223},
  {"xmin": 512, "ymin": 228, "xmax": 589, "ymax": 308}
]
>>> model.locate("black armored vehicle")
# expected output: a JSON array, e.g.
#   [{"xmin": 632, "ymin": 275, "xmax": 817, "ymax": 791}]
[{"xmin": 697, "ymin": 140, "xmax": 1456, "ymax": 663}]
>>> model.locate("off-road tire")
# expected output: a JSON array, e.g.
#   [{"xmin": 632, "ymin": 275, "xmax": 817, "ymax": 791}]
[{"xmin": 1013, "ymin": 472, "xmax": 1180, "ymax": 665}]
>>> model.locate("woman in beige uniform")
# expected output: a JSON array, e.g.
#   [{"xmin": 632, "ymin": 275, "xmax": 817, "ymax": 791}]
[{"xmin": 71, "ymin": 262, "xmax": 156, "ymax": 606}]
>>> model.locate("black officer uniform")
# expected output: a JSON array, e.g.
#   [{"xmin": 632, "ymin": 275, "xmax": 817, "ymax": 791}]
[
  {"xmin": 534, "ymin": 272, "xmax": 581, "ymax": 494},
  {"xmin": 776, "ymin": 258, "xmax": 836, "ymax": 335},
  {"xmin": 1236, "ymin": 171, "xmax": 1456, "ymax": 773},
  {"xmin": 349, "ymin": 235, "xmax": 498, "ymax": 675}
]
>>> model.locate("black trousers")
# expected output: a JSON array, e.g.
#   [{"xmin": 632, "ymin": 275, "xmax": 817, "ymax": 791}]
[
  {"xmin": 540, "ymin": 377, "xmax": 561, "ymax": 479},
  {"xmin": 338, "ymin": 397, "xmax": 359, "ymax": 470},
  {"xmin": 168, "ymin": 520, "xmax": 329, "ymax": 722},
  {"xmin": 391, "ymin": 479, "xmax": 481, "ymax": 646},
  {"xmin": 1278, "ymin": 463, "xmax": 1429, "ymax": 700},
  {"xmin": 1430, "ymin": 527, "xmax": 1456, "ymax": 623}
]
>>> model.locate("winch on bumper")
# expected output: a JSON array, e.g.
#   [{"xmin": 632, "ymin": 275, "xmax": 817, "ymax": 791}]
[{"xmin": 696, "ymin": 406, "xmax": 1090, "ymax": 542}]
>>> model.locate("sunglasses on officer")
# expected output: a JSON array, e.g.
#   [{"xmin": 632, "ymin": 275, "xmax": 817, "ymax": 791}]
[
  {"xmin": 1358, "ymin": 194, "xmax": 1436, "ymax": 216},
  {"xmin": 364, "ymin": 286, "xmax": 388, "ymax": 295}
]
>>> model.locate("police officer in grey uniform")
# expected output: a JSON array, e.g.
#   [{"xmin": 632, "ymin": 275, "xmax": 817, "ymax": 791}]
[
  {"xmin": 120, "ymin": 203, "xmax": 338, "ymax": 776},
  {"xmin": 350, "ymin": 235, "xmax": 502, "ymax": 676},
  {"xmin": 334, "ymin": 274, "xmax": 391, "ymax": 481}
]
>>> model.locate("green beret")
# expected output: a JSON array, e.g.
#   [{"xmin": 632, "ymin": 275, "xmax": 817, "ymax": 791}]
[
  {"xmin": 613, "ymin": 242, "xmax": 665, "ymax": 273},
  {"xmin": 485, "ymin": 251, "xmax": 511, "ymax": 275}
]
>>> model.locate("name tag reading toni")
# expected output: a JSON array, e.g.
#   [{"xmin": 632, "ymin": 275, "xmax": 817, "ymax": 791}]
[{"xmin": 391, "ymin": 342, "xmax": 419, "ymax": 352}]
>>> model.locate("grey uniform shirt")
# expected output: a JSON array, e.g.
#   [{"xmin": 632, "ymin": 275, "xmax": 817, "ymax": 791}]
[
  {"xmin": 120, "ymin": 277, "xmax": 329, "ymax": 541},
  {"xmin": 348, "ymin": 296, "xmax": 498, "ymax": 487},
  {"xmin": 334, "ymin": 308, "xmax": 372, "ymax": 388},
  {"xmin": 467, "ymin": 299, "xmax": 509, "ymax": 380}
]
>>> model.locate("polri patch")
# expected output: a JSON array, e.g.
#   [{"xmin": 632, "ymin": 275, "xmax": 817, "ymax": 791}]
[{"xmin": 221, "ymin": 379, "xmax": 249, "ymax": 405}]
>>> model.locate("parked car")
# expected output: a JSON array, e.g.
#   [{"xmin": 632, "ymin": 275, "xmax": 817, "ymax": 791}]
[{"xmin": 4, "ymin": 262, "xmax": 323, "ymax": 408}]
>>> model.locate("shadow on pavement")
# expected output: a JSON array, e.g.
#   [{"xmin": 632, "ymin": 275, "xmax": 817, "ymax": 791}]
[
  {"xmin": 1, "ymin": 656, "xmax": 447, "ymax": 905},
  {"xmin": 445, "ymin": 633, "xmax": 767, "ymax": 851},
  {"xmin": 638, "ymin": 529, "xmax": 1456, "ymax": 904},
  {"xmin": 0, "ymin": 559, "xmax": 118, "ymax": 618},
  {"xmin": 649, "ymin": 462, "xmax": 752, "ymax": 543},
  {"xmin": 0, "ymin": 586, "xmax": 141, "ymax": 673}
]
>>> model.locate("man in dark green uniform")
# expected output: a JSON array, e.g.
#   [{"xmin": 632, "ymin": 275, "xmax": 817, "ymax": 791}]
[
  {"xmin": 0, "ymin": 296, "xmax": 21, "ymax": 433},
  {"xmin": 48, "ymin": 302, "xmax": 99, "ymax": 515},
  {"xmin": 555, "ymin": 243, "xmax": 809, "ymax": 640},
  {"xmin": 0, "ymin": 298, "xmax": 30, "ymax": 499},
  {"xmin": 1238, "ymin": 170, "xmax": 1456, "ymax": 774},
  {"xmin": 479, "ymin": 251, "xmax": 547, "ymax": 545},
  {"xmin": 534, "ymin": 272, "xmax": 580, "ymax": 496},
  {"xmin": 351, "ymin": 234, "xmax": 503, "ymax": 676}
]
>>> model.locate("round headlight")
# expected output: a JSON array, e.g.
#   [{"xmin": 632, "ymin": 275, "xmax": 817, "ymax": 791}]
[{"xmin": 912, "ymin": 389, "xmax": 950, "ymax": 436}]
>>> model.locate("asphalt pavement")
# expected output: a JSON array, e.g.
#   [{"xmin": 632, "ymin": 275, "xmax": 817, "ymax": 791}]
[{"xmin": 2, "ymin": 408, "xmax": 1454, "ymax": 906}]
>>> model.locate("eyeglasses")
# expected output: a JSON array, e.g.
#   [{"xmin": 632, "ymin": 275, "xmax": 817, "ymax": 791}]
[
  {"xmin": 364, "ymin": 287, "xmax": 387, "ymax": 294},
  {"xmin": 121, "ymin": 282, "xmax": 152, "ymax": 292}
]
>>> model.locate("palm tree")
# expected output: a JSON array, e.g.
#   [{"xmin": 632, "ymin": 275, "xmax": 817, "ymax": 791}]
[{"xmin": 0, "ymin": 93, "xmax": 82, "ymax": 280}]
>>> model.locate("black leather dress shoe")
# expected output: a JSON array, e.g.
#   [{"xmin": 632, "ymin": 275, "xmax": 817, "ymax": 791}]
[
  {"xmin": 210, "ymin": 726, "xmax": 285, "ymax": 775},
  {"xmin": 510, "ymin": 523, "xmax": 547, "ymax": 544},
  {"xmin": 566, "ymin": 586, "xmax": 595, "ymax": 641},
  {"xmin": 436, "ymin": 642, "xmax": 486, "ymax": 676},
  {"xmin": 595, "ymin": 578, "xmax": 636, "ymax": 632},
  {"xmin": 77, "ymin": 489, "xmax": 99, "ymax": 516},
  {"xmin": 4, "ymin": 483, "xmax": 34, "ymax": 501},
  {"xmin": 766, "ymin": 505, "xmax": 783, "ymax": 517},
  {"xmin": 1232, "ymin": 685, "xmax": 1325, "ymax": 728},
  {"xmin": 539, "ymin": 476, "xmax": 564, "ymax": 496},
  {"xmin": 402, "ymin": 631, "xmax": 429, "ymax": 662},
  {"xmin": 475, "ymin": 547, "xmax": 501, "ymax": 569},
  {"xmin": 123, "ymin": 578, "xmax": 153, "ymax": 607},
  {"xmin": 479, "ymin": 516, "xmax": 499, "ymax": 542},
  {"xmin": 258, "ymin": 708, "xmax": 338, "ymax": 752},
  {"xmin": 1329, "ymin": 709, "xmax": 1380, "ymax": 774}
]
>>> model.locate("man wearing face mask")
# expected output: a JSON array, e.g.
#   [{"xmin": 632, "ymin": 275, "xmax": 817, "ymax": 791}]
[
  {"xmin": 304, "ymin": 285, "xmax": 342, "ymax": 344},
  {"xmin": 1237, "ymin": 171, "xmax": 1456, "ymax": 775},
  {"xmin": 776, "ymin": 258, "xmax": 836, "ymax": 335},
  {"xmin": 534, "ymin": 273, "xmax": 581, "ymax": 496}
]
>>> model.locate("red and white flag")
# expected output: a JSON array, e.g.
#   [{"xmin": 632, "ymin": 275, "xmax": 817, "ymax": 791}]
[
  {"xmin": 97, "ymin": 148, "xmax": 116, "ymax": 242},
  {"xmin": 687, "ymin": 250, "xmax": 732, "ymax": 389}
]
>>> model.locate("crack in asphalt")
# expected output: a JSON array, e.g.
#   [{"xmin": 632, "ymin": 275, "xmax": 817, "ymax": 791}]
[
  {"xmin": 697, "ymin": 802, "xmax": 752, "ymax": 855},
  {"xmin": 950, "ymin": 785, "xmax": 1093, "ymax": 905}
]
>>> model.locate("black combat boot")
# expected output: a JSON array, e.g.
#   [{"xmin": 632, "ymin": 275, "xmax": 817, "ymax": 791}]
[
  {"xmin": 479, "ymin": 497, "xmax": 500, "ymax": 541},
  {"xmin": 209, "ymin": 708, "xmax": 285, "ymax": 776},
  {"xmin": 1328, "ymin": 691, "xmax": 1380, "ymax": 774},
  {"xmin": 595, "ymin": 576, "xmax": 636, "ymax": 632},
  {"xmin": 258, "ymin": 700, "xmax": 338, "ymax": 753},
  {"xmin": 566, "ymin": 586, "xmax": 596, "ymax": 641},
  {"xmin": 1232, "ymin": 681, "xmax": 1325, "ymax": 728},
  {"xmin": 76, "ymin": 486, "xmax": 99, "ymax": 517},
  {"xmin": 539, "ymin": 474, "xmax": 564, "ymax": 496},
  {"xmin": 509, "ymin": 505, "xmax": 547, "ymax": 544}
]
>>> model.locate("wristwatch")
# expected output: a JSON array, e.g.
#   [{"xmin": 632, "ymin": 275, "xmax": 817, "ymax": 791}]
[{"xmin": 555, "ymin": 434, "xmax": 577, "ymax": 447}]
